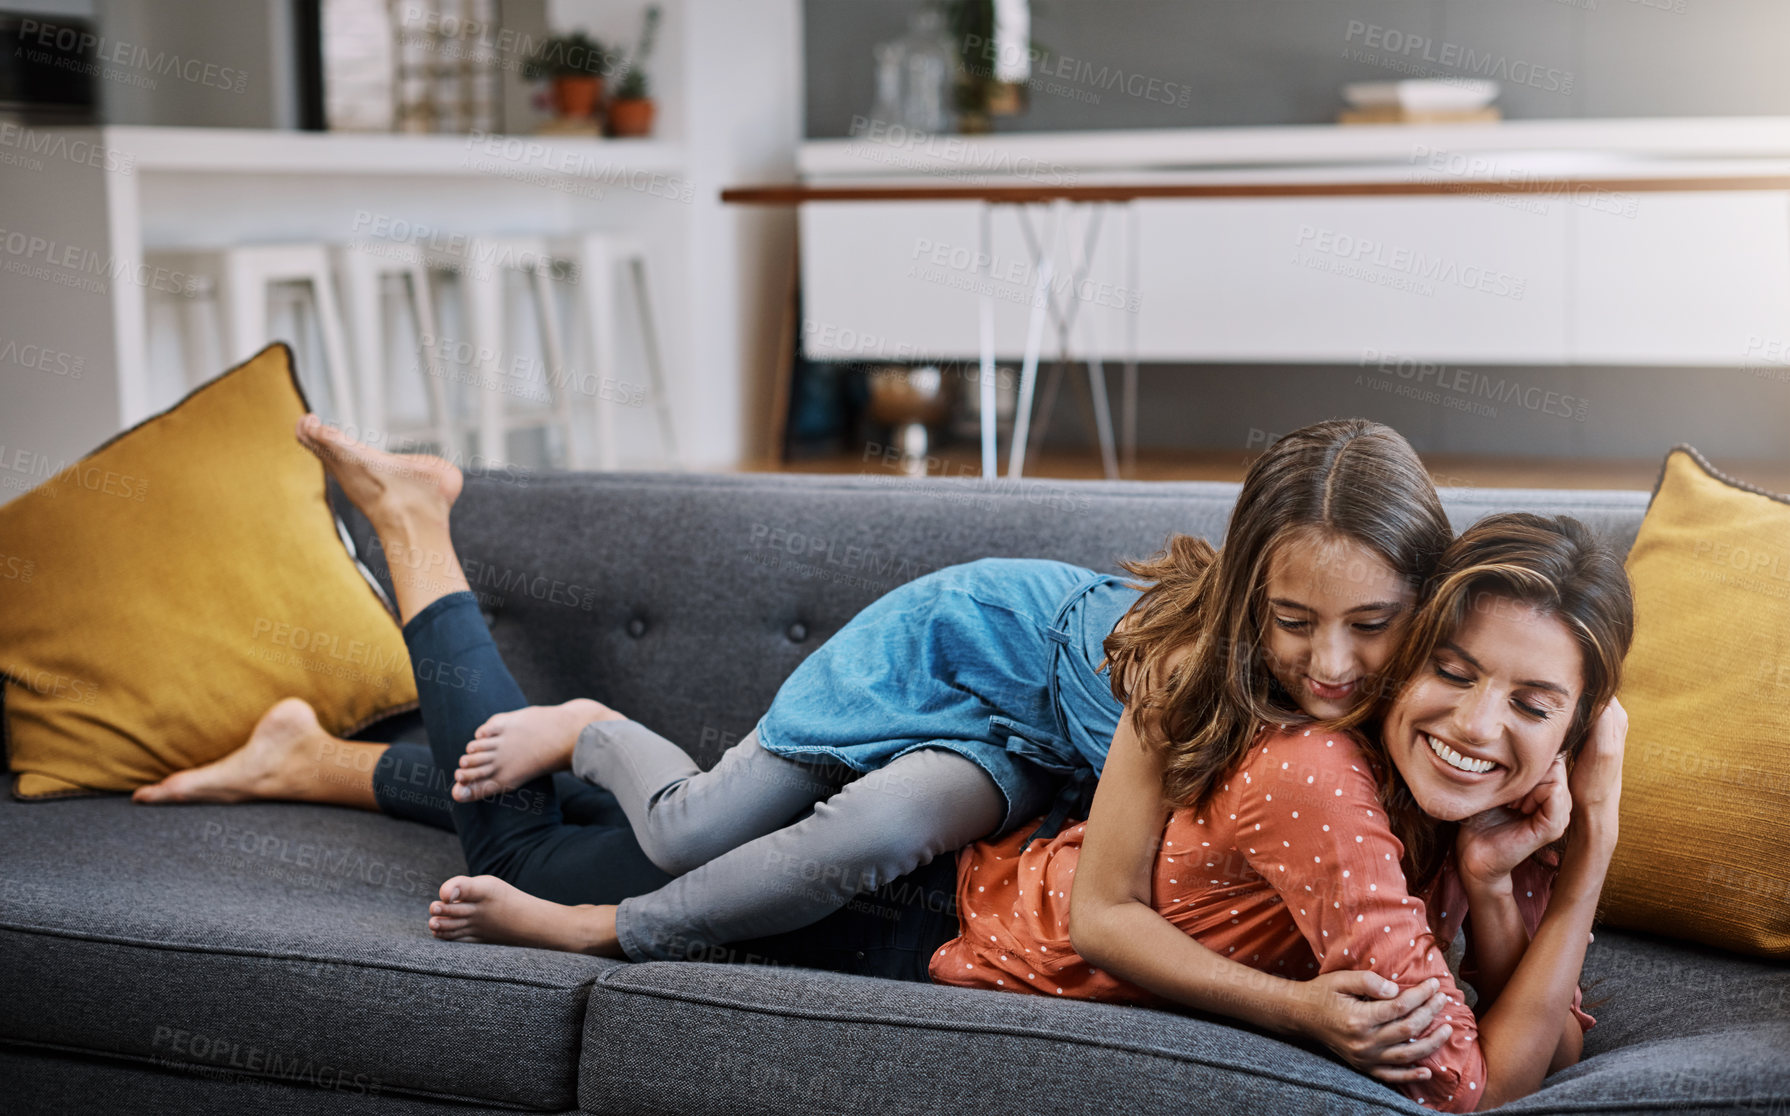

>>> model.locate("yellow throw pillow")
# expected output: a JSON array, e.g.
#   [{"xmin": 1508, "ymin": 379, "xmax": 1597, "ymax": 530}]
[
  {"xmin": 1602, "ymin": 445, "xmax": 1790, "ymax": 957},
  {"xmin": 0, "ymin": 343, "xmax": 417, "ymax": 799}
]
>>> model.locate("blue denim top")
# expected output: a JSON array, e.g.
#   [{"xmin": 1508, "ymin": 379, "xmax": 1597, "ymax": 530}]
[{"xmin": 753, "ymin": 557, "xmax": 1146, "ymax": 832}]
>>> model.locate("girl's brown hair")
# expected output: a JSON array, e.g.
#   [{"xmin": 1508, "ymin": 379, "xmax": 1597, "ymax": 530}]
[
  {"xmin": 1102, "ymin": 419, "xmax": 1451, "ymax": 809},
  {"xmin": 1365, "ymin": 512, "xmax": 1636, "ymax": 885}
]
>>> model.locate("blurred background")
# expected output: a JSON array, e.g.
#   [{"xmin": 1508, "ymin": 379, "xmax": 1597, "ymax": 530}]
[{"xmin": 4, "ymin": 0, "xmax": 1790, "ymax": 496}]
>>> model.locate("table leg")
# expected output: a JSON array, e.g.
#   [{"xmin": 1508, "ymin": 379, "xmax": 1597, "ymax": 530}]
[
  {"xmin": 1008, "ymin": 201, "xmax": 1060, "ymax": 479},
  {"xmin": 978, "ymin": 203, "xmax": 998, "ymax": 478},
  {"xmin": 1123, "ymin": 200, "xmax": 1139, "ymax": 474},
  {"xmin": 1065, "ymin": 203, "xmax": 1118, "ymax": 480}
]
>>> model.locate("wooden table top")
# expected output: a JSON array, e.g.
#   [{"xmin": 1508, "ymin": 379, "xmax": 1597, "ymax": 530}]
[{"xmin": 722, "ymin": 174, "xmax": 1790, "ymax": 204}]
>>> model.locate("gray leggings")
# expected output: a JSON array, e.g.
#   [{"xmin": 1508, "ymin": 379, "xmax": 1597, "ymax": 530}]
[{"xmin": 571, "ymin": 720, "xmax": 1007, "ymax": 962}]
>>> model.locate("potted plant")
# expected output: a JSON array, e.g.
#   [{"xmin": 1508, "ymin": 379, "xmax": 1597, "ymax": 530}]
[
  {"xmin": 607, "ymin": 5, "xmax": 661, "ymax": 137},
  {"xmin": 523, "ymin": 30, "xmax": 611, "ymax": 121}
]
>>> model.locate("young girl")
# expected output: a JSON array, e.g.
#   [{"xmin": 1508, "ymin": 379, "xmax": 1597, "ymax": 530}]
[
  {"xmin": 938, "ymin": 513, "xmax": 1633, "ymax": 1112},
  {"xmin": 443, "ymin": 419, "xmax": 1453, "ymax": 968}
]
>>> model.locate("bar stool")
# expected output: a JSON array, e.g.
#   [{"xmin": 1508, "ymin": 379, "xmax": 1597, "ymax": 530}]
[
  {"xmin": 330, "ymin": 241, "xmax": 455, "ymax": 457},
  {"xmin": 550, "ymin": 233, "xmax": 681, "ymax": 470},
  {"xmin": 424, "ymin": 234, "xmax": 581, "ymax": 470},
  {"xmin": 146, "ymin": 243, "xmax": 359, "ymax": 426}
]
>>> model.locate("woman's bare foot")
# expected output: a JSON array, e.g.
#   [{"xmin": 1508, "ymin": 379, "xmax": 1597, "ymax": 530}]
[
  {"xmin": 295, "ymin": 414, "xmax": 462, "ymax": 531},
  {"xmin": 132, "ymin": 697, "xmax": 378, "ymax": 807},
  {"xmin": 453, "ymin": 699, "xmax": 627, "ymax": 802},
  {"xmin": 427, "ymin": 875, "xmax": 623, "ymax": 956},
  {"xmin": 295, "ymin": 414, "xmax": 471, "ymax": 623}
]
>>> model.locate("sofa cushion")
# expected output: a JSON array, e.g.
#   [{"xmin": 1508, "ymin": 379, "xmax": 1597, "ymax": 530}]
[
  {"xmin": 0, "ymin": 343, "xmax": 417, "ymax": 799},
  {"xmin": 0, "ymin": 1046, "xmax": 554, "ymax": 1116},
  {"xmin": 579, "ymin": 959, "xmax": 1410, "ymax": 1116},
  {"xmin": 578, "ymin": 924, "xmax": 1790, "ymax": 1116},
  {"xmin": 0, "ymin": 791, "xmax": 611, "ymax": 1111},
  {"xmin": 1601, "ymin": 446, "xmax": 1790, "ymax": 957}
]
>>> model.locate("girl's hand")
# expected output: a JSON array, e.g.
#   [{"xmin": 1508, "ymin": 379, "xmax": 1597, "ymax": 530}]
[
  {"xmin": 1456, "ymin": 754, "xmax": 1572, "ymax": 888},
  {"xmin": 1295, "ymin": 971, "xmax": 1455, "ymax": 1085}
]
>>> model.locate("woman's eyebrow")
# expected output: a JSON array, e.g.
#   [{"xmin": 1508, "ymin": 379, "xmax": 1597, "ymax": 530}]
[
  {"xmin": 1519, "ymin": 679, "xmax": 1574, "ymax": 697},
  {"xmin": 1442, "ymin": 640, "xmax": 1573, "ymax": 696}
]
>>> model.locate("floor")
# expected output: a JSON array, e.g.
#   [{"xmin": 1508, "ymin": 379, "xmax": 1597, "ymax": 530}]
[{"xmin": 750, "ymin": 445, "xmax": 1790, "ymax": 494}]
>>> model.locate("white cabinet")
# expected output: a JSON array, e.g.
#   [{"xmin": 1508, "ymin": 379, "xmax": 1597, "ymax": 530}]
[
  {"xmin": 794, "ymin": 120, "xmax": 1790, "ymax": 370},
  {"xmin": 800, "ymin": 199, "xmax": 1132, "ymax": 363},
  {"xmin": 1132, "ymin": 197, "xmax": 1569, "ymax": 364},
  {"xmin": 1569, "ymin": 191, "xmax": 1790, "ymax": 365}
]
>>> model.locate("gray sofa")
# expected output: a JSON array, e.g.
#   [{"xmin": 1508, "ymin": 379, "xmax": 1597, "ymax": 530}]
[{"xmin": 3, "ymin": 468, "xmax": 1787, "ymax": 1115}]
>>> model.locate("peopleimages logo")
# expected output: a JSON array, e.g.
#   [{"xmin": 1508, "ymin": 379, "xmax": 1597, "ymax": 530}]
[
  {"xmin": 1342, "ymin": 20, "xmax": 1574, "ymax": 94},
  {"xmin": 15, "ymin": 18, "xmax": 250, "ymax": 93}
]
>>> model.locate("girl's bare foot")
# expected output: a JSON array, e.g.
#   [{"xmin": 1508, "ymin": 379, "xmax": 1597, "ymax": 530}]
[
  {"xmin": 428, "ymin": 875, "xmax": 623, "ymax": 956},
  {"xmin": 294, "ymin": 414, "xmax": 462, "ymax": 532},
  {"xmin": 133, "ymin": 697, "xmax": 376, "ymax": 806},
  {"xmin": 453, "ymin": 699, "xmax": 627, "ymax": 802}
]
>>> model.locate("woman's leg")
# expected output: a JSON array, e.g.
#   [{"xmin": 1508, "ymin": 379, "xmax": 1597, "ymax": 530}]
[
  {"xmin": 374, "ymin": 741, "xmax": 626, "ymax": 831},
  {"xmin": 132, "ymin": 697, "xmax": 388, "ymax": 808}
]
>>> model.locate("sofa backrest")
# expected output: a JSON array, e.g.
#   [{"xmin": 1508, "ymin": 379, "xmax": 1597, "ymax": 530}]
[{"xmin": 341, "ymin": 471, "xmax": 1651, "ymax": 769}]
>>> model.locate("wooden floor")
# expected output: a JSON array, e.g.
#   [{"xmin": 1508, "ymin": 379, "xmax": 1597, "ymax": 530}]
[{"xmin": 747, "ymin": 446, "xmax": 1790, "ymax": 494}]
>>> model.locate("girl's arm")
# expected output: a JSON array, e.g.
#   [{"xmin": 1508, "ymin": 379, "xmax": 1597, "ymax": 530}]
[
  {"xmin": 1069, "ymin": 705, "xmax": 1451, "ymax": 1085},
  {"xmin": 1471, "ymin": 700, "xmax": 1625, "ymax": 1110}
]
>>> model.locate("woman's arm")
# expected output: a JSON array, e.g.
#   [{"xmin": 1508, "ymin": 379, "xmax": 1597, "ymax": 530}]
[
  {"xmin": 1470, "ymin": 700, "xmax": 1624, "ymax": 1111},
  {"xmin": 1455, "ymin": 755, "xmax": 1585, "ymax": 1075},
  {"xmin": 1461, "ymin": 881, "xmax": 1583, "ymax": 1075},
  {"xmin": 1069, "ymin": 706, "xmax": 1450, "ymax": 1084}
]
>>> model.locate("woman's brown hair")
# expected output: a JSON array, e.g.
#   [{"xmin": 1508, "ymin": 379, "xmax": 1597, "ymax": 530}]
[
  {"xmin": 1365, "ymin": 512, "xmax": 1636, "ymax": 884},
  {"xmin": 1102, "ymin": 419, "xmax": 1451, "ymax": 810}
]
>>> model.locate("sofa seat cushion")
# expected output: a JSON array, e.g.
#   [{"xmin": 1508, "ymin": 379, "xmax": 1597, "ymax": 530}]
[
  {"xmin": 0, "ymin": 793, "xmax": 613, "ymax": 1111},
  {"xmin": 579, "ymin": 960, "xmax": 1420, "ymax": 1115},
  {"xmin": 579, "ymin": 928, "xmax": 1790, "ymax": 1116}
]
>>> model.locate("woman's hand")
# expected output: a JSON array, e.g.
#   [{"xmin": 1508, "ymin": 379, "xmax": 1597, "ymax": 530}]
[
  {"xmin": 1568, "ymin": 696, "xmax": 1626, "ymax": 825},
  {"xmin": 1559, "ymin": 695, "xmax": 1625, "ymax": 869},
  {"xmin": 1456, "ymin": 754, "xmax": 1572, "ymax": 889},
  {"xmin": 1293, "ymin": 972, "xmax": 1455, "ymax": 1085}
]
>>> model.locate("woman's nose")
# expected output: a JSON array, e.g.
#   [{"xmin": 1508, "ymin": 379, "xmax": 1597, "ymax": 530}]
[{"xmin": 1449, "ymin": 686, "xmax": 1502, "ymax": 745}]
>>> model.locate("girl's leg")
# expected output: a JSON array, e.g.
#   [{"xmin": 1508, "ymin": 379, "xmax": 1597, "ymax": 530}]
[
  {"xmin": 610, "ymin": 746, "xmax": 1007, "ymax": 961},
  {"xmin": 569, "ymin": 719, "xmax": 851, "ymax": 875}
]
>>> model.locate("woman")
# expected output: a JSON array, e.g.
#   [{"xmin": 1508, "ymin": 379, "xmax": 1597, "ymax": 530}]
[{"xmin": 938, "ymin": 512, "xmax": 1632, "ymax": 1111}]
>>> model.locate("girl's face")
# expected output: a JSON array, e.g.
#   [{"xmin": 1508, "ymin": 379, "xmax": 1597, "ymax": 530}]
[
  {"xmin": 1261, "ymin": 531, "xmax": 1415, "ymax": 722},
  {"xmin": 1381, "ymin": 592, "xmax": 1584, "ymax": 821}
]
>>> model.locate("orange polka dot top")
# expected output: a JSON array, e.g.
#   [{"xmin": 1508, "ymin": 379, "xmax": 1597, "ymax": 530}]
[{"xmin": 930, "ymin": 725, "xmax": 1595, "ymax": 1113}]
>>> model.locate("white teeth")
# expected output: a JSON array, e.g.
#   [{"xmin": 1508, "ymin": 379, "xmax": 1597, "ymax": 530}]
[{"xmin": 1424, "ymin": 733, "xmax": 1496, "ymax": 774}]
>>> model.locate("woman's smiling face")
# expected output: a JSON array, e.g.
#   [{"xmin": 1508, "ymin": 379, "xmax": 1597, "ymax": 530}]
[{"xmin": 1381, "ymin": 591, "xmax": 1585, "ymax": 821}]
